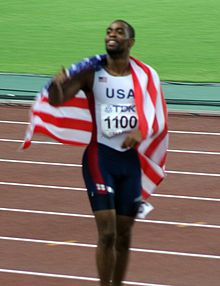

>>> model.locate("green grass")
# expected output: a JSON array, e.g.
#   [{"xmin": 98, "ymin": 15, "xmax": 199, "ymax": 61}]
[{"xmin": 0, "ymin": 0, "xmax": 219, "ymax": 82}]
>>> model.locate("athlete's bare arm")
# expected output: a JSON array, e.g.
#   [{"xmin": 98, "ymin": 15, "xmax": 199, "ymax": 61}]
[{"xmin": 48, "ymin": 68, "xmax": 94, "ymax": 105}]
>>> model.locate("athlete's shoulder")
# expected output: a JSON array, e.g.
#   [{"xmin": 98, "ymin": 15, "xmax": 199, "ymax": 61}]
[{"xmin": 66, "ymin": 54, "xmax": 106, "ymax": 77}]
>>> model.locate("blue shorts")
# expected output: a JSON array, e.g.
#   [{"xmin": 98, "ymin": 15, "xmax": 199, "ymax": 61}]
[{"xmin": 82, "ymin": 143, "xmax": 142, "ymax": 217}]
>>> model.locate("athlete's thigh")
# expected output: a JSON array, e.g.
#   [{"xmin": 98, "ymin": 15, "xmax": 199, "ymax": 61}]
[
  {"xmin": 115, "ymin": 175, "xmax": 141, "ymax": 217},
  {"xmin": 82, "ymin": 144, "xmax": 115, "ymax": 212},
  {"xmin": 115, "ymin": 151, "xmax": 142, "ymax": 217}
]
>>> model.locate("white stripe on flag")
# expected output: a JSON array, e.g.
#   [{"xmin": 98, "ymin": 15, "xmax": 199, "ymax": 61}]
[{"xmin": 33, "ymin": 117, "xmax": 91, "ymax": 144}]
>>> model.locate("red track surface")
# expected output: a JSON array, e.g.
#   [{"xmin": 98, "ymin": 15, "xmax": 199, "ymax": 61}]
[{"xmin": 0, "ymin": 105, "xmax": 220, "ymax": 286}]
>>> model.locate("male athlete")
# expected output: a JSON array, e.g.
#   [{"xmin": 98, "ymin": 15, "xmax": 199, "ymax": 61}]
[{"xmin": 48, "ymin": 19, "xmax": 168, "ymax": 286}]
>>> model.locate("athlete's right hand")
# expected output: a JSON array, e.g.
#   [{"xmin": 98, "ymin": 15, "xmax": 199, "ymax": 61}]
[
  {"xmin": 121, "ymin": 129, "xmax": 142, "ymax": 149},
  {"xmin": 53, "ymin": 66, "xmax": 68, "ymax": 84},
  {"xmin": 48, "ymin": 67, "xmax": 68, "ymax": 105}
]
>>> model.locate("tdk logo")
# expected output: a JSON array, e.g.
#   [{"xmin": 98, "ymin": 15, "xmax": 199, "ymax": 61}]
[{"xmin": 112, "ymin": 105, "xmax": 136, "ymax": 112}]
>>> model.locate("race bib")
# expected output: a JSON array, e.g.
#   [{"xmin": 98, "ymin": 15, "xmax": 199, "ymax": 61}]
[{"xmin": 101, "ymin": 104, "xmax": 138, "ymax": 137}]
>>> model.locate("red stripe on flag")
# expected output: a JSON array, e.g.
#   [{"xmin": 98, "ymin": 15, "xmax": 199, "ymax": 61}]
[
  {"xmin": 22, "ymin": 140, "xmax": 31, "ymax": 149},
  {"xmin": 159, "ymin": 152, "xmax": 168, "ymax": 168},
  {"xmin": 130, "ymin": 65, "xmax": 148, "ymax": 139},
  {"xmin": 152, "ymin": 115, "xmax": 159, "ymax": 135},
  {"xmin": 130, "ymin": 57, "xmax": 157, "ymax": 108},
  {"xmin": 142, "ymin": 188, "xmax": 150, "ymax": 199},
  {"xmin": 152, "ymin": 85, "xmax": 168, "ymax": 136},
  {"xmin": 33, "ymin": 111, "xmax": 92, "ymax": 132},
  {"xmin": 144, "ymin": 127, "xmax": 168, "ymax": 158},
  {"xmin": 138, "ymin": 153, "xmax": 163, "ymax": 185}
]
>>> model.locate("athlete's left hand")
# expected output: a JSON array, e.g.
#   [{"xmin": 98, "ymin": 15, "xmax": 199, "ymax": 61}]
[{"xmin": 121, "ymin": 129, "xmax": 142, "ymax": 149}]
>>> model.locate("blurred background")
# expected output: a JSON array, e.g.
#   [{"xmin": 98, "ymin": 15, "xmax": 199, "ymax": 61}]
[
  {"xmin": 0, "ymin": 0, "xmax": 219, "ymax": 82},
  {"xmin": 0, "ymin": 0, "xmax": 219, "ymax": 113}
]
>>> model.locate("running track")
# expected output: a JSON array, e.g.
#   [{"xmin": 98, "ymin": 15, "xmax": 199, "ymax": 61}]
[{"xmin": 0, "ymin": 105, "xmax": 220, "ymax": 286}]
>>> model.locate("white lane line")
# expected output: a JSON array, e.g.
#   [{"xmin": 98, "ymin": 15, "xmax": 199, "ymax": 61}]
[
  {"xmin": 1, "ymin": 137, "xmax": 220, "ymax": 156},
  {"xmin": 0, "ymin": 181, "xmax": 85, "ymax": 191},
  {"xmin": 1, "ymin": 133, "xmax": 220, "ymax": 147},
  {"xmin": 152, "ymin": 193, "xmax": 220, "ymax": 201},
  {"xmin": 0, "ymin": 182, "xmax": 220, "ymax": 202},
  {"xmin": 0, "ymin": 159, "xmax": 81, "ymax": 167},
  {"xmin": 0, "ymin": 138, "xmax": 61, "ymax": 145},
  {"xmin": 0, "ymin": 139, "xmax": 24, "ymax": 143},
  {"xmin": 0, "ymin": 120, "xmax": 28, "ymax": 125},
  {"xmin": 0, "ymin": 159, "xmax": 220, "ymax": 177},
  {"xmin": 1, "ymin": 146, "xmax": 220, "ymax": 166},
  {"xmin": 168, "ymin": 149, "xmax": 220, "ymax": 155},
  {"xmin": 166, "ymin": 170, "xmax": 220, "ymax": 177},
  {"xmin": 0, "ymin": 207, "xmax": 93, "ymax": 219},
  {"xmin": 0, "ymin": 269, "xmax": 170, "ymax": 286},
  {"xmin": 1, "ymin": 236, "xmax": 220, "ymax": 260},
  {"xmin": 1, "ymin": 207, "xmax": 220, "ymax": 229},
  {"xmin": 169, "ymin": 130, "xmax": 220, "ymax": 136},
  {"xmin": 1, "ymin": 119, "xmax": 220, "ymax": 136}
]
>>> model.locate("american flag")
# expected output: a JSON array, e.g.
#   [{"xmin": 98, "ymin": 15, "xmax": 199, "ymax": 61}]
[
  {"xmin": 98, "ymin": 76, "xmax": 107, "ymax": 82},
  {"xmin": 22, "ymin": 55, "xmax": 168, "ymax": 199}
]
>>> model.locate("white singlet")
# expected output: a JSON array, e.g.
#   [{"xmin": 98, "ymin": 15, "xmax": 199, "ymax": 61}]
[{"xmin": 92, "ymin": 68, "xmax": 138, "ymax": 152}]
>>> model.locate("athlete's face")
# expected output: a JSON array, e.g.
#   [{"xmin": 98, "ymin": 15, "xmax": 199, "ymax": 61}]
[{"xmin": 105, "ymin": 21, "xmax": 134, "ymax": 58}]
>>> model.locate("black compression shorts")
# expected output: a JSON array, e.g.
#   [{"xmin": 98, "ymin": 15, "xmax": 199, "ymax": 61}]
[{"xmin": 82, "ymin": 143, "xmax": 142, "ymax": 217}]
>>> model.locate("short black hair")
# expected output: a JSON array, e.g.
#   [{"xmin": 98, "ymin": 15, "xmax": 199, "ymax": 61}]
[{"xmin": 112, "ymin": 19, "xmax": 135, "ymax": 39}]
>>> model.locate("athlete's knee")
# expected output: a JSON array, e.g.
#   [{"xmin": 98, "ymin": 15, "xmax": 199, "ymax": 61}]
[
  {"xmin": 115, "ymin": 230, "xmax": 131, "ymax": 251},
  {"xmin": 98, "ymin": 230, "xmax": 116, "ymax": 248}
]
